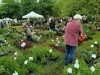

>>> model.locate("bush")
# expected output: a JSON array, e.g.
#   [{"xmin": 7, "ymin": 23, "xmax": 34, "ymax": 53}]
[{"xmin": 61, "ymin": 59, "xmax": 93, "ymax": 75}]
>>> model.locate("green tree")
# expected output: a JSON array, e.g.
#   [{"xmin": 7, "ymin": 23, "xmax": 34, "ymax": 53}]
[
  {"xmin": 20, "ymin": 0, "xmax": 54, "ymax": 18},
  {"xmin": 20, "ymin": 0, "xmax": 36, "ymax": 16},
  {"xmin": 37, "ymin": 1, "xmax": 54, "ymax": 18},
  {"xmin": 52, "ymin": 0, "xmax": 100, "ymax": 18},
  {"xmin": 52, "ymin": 0, "xmax": 77, "ymax": 17},
  {"xmin": 0, "ymin": 0, "xmax": 54, "ymax": 19},
  {"xmin": 0, "ymin": 0, "xmax": 21, "ymax": 19}
]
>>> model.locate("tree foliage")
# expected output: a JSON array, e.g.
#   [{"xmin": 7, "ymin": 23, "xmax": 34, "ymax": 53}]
[
  {"xmin": 0, "ymin": 0, "xmax": 54, "ymax": 19},
  {"xmin": 0, "ymin": 0, "xmax": 21, "ymax": 18},
  {"xmin": 0, "ymin": 0, "xmax": 100, "ymax": 19},
  {"xmin": 53, "ymin": 0, "xmax": 100, "ymax": 17}
]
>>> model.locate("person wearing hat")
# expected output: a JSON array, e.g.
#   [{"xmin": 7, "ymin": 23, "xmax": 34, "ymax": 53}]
[{"xmin": 64, "ymin": 14, "xmax": 83, "ymax": 65}]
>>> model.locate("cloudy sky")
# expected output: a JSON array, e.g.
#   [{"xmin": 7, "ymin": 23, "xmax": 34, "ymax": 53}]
[{"xmin": 0, "ymin": 0, "xmax": 2, "ymax": 3}]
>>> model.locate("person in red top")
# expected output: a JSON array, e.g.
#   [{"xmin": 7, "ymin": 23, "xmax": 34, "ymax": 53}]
[{"xmin": 64, "ymin": 14, "xmax": 83, "ymax": 65}]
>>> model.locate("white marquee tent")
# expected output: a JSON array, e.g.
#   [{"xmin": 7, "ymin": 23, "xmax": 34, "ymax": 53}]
[{"xmin": 22, "ymin": 11, "xmax": 43, "ymax": 18}]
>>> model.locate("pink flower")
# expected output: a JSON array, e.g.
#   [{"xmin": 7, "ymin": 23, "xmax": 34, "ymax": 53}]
[
  {"xmin": 14, "ymin": 52, "xmax": 19, "ymax": 57},
  {"xmin": 55, "ymin": 44, "xmax": 59, "ymax": 47},
  {"xmin": 15, "ymin": 53, "xmax": 19, "ymax": 57}
]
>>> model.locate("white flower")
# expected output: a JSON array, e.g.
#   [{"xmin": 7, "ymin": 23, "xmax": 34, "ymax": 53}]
[
  {"xmin": 75, "ymin": 59, "xmax": 79, "ymax": 63},
  {"xmin": 14, "ymin": 52, "xmax": 18, "ymax": 57},
  {"xmin": 63, "ymin": 36, "xmax": 64, "ymax": 37},
  {"xmin": 8, "ymin": 44, "xmax": 10, "ymax": 46},
  {"xmin": 30, "ymin": 25, "xmax": 32, "ymax": 28},
  {"xmin": 38, "ymin": 37, "xmax": 41, "ymax": 41},
  {"xmin": 67, "ymin": 67, "xmax": 72, "ymax": 73},
  {"xmin": 74, "ymin": 62, "xmax": 79, "ymax": 69},
  {"xmin": 29, "ymin": 57, "xmax": 33, "ymax": 61},
  {"xmin": 90, "ymin": 44, "xmax": 94, "ymax": 48},
  {"xmin": 24, "ymin": 60, "xmax": 28, "ymax": 64},
  {"xmin": 94, "ymin": 41, "xmax": 97, "ymax": 44},
  {"xmin": 92, "ymin": 54, "xmax": 96, "ymax": 58},
  {"xmin": 12, "ymin": 71, "xmax": 18, "ymax": 75},
  {"xmin": 90, "ymin": 66, "xmax": 95, "ymax": 72},
  {"xmin": 49, "ymin": 49, "xmax": 52, "ymax": 52},
  {"xmin": 37, "ymin": 0, "xmax": 39, "ymax": 2},
  {"xmin": 56, "ymin": 38, "xmax": 58, "ymax": 40},
  {"xmin": 58, "ymin": 41, "xmax": 60, "ymax": 43},
  {"xmin": 40, "ymin": 35, "xmax": 42, "ymax": 37},
  {"xmin": 21, "ymin": 40, "xmax": 23, "ymax": 41},
  {"xmin": 21, "ymin": 42, "xmax": 26, "ymax": 47},
  {"xmin": 14, "ymin": 57, "xmax": 17, "ymax": 60},
  {"xmin": 52, "ymin": 39, "xmax": 54, "ymax": 42},
  {"xmin": 4, "ymin": 40, "xmax": 7, "ymax": 43},
  {"xmin": 14, "ymin": 52, "xmax": 17, "ymax": 55}
]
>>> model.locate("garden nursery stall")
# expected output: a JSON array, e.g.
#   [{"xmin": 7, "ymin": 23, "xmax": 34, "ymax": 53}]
[{"xmin": 0, "ymin": 21, "xmax": 100, "ymax": 75}]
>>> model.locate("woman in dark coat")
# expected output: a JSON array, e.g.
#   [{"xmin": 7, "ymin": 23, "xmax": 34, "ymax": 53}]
[{"xmin": 49, "ymin": 19, "xmax": 55, "ymax": 31}]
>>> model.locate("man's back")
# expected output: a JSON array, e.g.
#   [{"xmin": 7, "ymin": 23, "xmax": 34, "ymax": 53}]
[{"xmin": 64, "ymin": 20, "xmax": 82, "ymax": 46}]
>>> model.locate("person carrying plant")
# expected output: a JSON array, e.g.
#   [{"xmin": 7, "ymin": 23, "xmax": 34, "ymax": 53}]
[{"xmin": 64, "ymin": 14, "xmax": 83, "ymax": 65}]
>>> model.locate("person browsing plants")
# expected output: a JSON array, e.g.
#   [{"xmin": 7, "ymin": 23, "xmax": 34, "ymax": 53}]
[{"xmin": 23, "ymin": 22, "xmax": 33, "ymax": 42}]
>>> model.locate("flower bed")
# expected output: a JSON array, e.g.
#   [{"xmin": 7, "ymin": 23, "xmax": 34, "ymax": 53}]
[
  {"xmin": 16, "ymin": 39, "xmax": 32, "ymax": 49},
  {"xmin": 33, "ymin": 46, "xmax": 60, "ymax": 65},
  {"xmin": 61, "ymin": 59, "xmax": 96, "ymax": 75}
]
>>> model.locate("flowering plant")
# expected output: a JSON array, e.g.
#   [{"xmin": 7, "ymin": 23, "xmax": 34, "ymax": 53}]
[
  {"xmin": 61, "ymin": 59, "xmax": 93, "ymax": 75},
  {"xmin": 16, "ymin": 39, "xmax": 32, "ymax": 49}
]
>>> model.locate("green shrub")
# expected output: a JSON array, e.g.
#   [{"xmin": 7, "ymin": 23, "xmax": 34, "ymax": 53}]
[
  {"xmin": 77, "ymin": 49, "xmax": 95, "ymax": 65},
  {"xmin": 34, "ymin": 46, "xmax": 49, "ymax": 60},
  {"xmin": 41, "ymin": 56, "xmax": 48, "ymax": 64},
  {"xmin": 50, "ymin": 51, "xmax": 59, "ymax": 61},
  {"xmin": 61, "ymin": 59, "xmax": 93, "ymax": 75}
]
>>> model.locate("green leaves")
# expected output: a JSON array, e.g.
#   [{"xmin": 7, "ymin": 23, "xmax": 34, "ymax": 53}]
[{"xmin": 0, "ymin": 0, "xmax": 54, "ymax": 19}]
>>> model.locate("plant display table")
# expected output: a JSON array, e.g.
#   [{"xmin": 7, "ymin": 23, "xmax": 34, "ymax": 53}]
[
  {"xmin": 10, "ymin": 26, "xmax": 23, "ymax": 28},
  {"xmin": 9, "ymin": 21, "xmax": 23, "ymax": 29}
]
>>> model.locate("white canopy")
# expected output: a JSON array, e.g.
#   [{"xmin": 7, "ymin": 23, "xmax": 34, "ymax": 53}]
[
  {"xmin": 3, "ymin": 18, "xmax": 13, "ymax": 20},
  {"xmin": 22, "ymin": 11, "xmax": 43, "ymax": 18}
]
